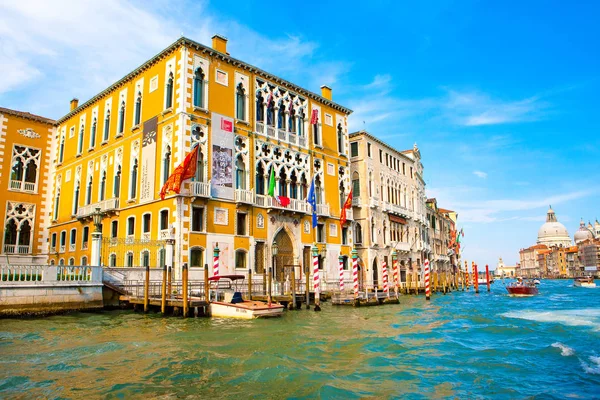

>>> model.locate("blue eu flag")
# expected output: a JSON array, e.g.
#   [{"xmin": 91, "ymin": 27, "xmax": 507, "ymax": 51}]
[{"xmin": 307, "ymin": 177, "xmax": 317, "ymax": 228}]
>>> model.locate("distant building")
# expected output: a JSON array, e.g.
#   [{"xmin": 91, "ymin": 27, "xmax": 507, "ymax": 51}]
[
  {"xmin": 495, "ymin": 257, "xmax": 517, "ymax": 277},
  {"xmin": 574, "ymin": 219, "xmax": 595, "ymax": 244},
  {"xmin": 578, "ymin": 238, "xmax": 600, "ymax": 277},
  {"xmin": 519, "ymin": 244, "xmax": 547, "ymax": 278}
]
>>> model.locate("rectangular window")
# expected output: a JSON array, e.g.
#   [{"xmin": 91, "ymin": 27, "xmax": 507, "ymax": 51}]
[
  {"xmin": 317, "ymin": 223, "xmax": 325, "ymax": 243},
  {"xmin": 379, "ymin": 149, "xmax": 383, "ymax": 163},
  {"xmin": 410, "ymin": 167, "xmax": 413, "ymax": 179},
  {"xmin": 111, "ymin": 221, "xmax": 118, "ymax": 238},
  {"xmin": 236, "ymin": 213, "xmax": 247, "ymax": 236},
  {"xmin": 191, "ymin": 248, "xmax": 204, "ymax": 268},
  {"xmin": 127, "ymin": 217, "xmax": 135, "ymax": 236},
  {"xmin": 350, "ymin": 142, "xmax": 359, "ymax": 157},
  {"xmin": 192, "ymin": 207, "xmax": 204, "ymax": 232},
  {"xmin": 402, "ymin": 163, "xmax": 406, "ymax": 175},
  {"xmin": 367, "ymin": 143, "xmax": 372, "ymax": 157},
  {"xmin": 70, "ymin": 229, "xmax": 76, "ymax": 245},
  {"xmin": 160, "ymin": 210, "xmax": 169, "ymax": 230},
  {"xmin": 342, "ymin": 227, "xmax": 348, "ymax": 245},
  {"xmin": 143, "ymin": 214, "xmax": 151, "ymax": 233},
  {"xmin": 60, "ymin": 231, "xmax": 66, "ymax": 246}
]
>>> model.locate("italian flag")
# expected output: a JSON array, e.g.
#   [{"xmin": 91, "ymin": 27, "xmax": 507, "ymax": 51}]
[{"xmin": 268, "ymin": 166, "xmax": 290, "ymax": 207}]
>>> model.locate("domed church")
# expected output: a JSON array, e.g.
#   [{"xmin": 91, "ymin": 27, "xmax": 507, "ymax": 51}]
[
  {"xmin": 537, "ymin": 206, "xmax": 572, "ymax": 248},
  {"xmin": 574, "ymin": 218, "xmax": 595, "ymax": 244}
]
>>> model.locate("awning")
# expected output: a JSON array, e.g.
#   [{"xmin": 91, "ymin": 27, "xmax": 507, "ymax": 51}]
[{"xmin": 389, "ymin": 215, "xmax": 407, "ymax": 224}]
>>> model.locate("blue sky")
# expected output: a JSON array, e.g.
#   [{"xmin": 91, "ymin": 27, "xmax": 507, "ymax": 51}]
[{"xmin": 1, "ymin": 0, "xmax": 598, "ymax": 268}]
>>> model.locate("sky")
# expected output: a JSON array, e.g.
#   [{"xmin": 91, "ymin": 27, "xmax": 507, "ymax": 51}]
[{"xmin": 1, "ymin": 0, "xmax": 599, "ymax": 269}]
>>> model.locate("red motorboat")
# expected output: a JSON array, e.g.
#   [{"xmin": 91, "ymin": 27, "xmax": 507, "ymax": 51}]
[{"xmin": 506, "ymin": 279, "xmax": 539, "ymax": 296}]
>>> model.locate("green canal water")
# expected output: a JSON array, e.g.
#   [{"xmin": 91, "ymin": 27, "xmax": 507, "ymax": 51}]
[{"xmin": 1, "ymin": 280, "xmax": 599, "ymax": 399}]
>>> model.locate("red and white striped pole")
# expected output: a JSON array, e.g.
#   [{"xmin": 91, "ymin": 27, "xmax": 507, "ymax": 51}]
[
  {"xmin": 465, "ymin": 260, "xmax": 470, "ymax": 290},
  {"xmin": 352, "ymin": 248, "xmax": 359, "ymax": 299},
  {"xmin": 338, "ymin": 255, "xmax": 345, "ymax": 292},
  {"xmin": 424, "ymin": 258, "xmax": 431, "ymax": 301},
  {"xmin": 473, "ymin": 261, "xmax": 479, "ymax": 294},
  {"xmin": 392, "ymin": 250, "xmax": 399, "ymax": 298},
  {"xmin": 312, "ymin": 244, "xmax": 321, "ymax": 311},
  {"xmin": 382, "ymin": 260, "xmax": 390, "ymax": 298},
  {"xmin": 213, "ymin": 243, "xmax": 220, "ymax": 278}
]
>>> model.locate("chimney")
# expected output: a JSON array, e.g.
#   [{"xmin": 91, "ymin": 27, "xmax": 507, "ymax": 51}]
[
  {"xmin": 320, "ymin": 85, "xmax": 332, "ymax": 101},
  {"xmin": 70, "ymin": 98, "xmax": 79, "ymax": 111},
  {"xmin": 212, "ymin": 34, "xmax": 228, "ymax": 54}
]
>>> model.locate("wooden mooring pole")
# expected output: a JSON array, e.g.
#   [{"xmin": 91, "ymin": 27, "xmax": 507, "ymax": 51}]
[
  {"xmin": 204, "ymin": 264, "xmax": 209, "ymax": 303},
  {"xmin": 167, "ymin": 266, "xmax": 172, "ymax": 296},
  {"xmin": 473, "ymin": 262, "xmax": 479, "ymax": 294},
  {"xmin": 267, "ymin": 267, "xmax": 273, "ymax": 306},
  {"xmin": 305, "ymin": 264, "xmax": 310, "ymax": 309},
  {"xmin": 182, "ymin": 263, "xmax": 189, "ymax": 318},
  {"xmin": 248, "ymin": 269, "xmax": 253, "ymax": 300},
  {"xmin": 485, "ymin": 264, "xmax": 490, "ymax": 292},
  {"xmin": 144, "ymin": 265, "xmax": 150, "ymax": 313},
  {"xmin": 291, "ymin": 266, "xmax": 297, "ymax": 310},
  {"xmin": 161, "ymin": 264, "xmax": 167, "ymax": 314}
]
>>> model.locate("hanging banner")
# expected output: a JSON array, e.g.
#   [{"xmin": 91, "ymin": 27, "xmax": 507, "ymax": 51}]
[
  {"xmin": 211, "ymin": 112, "xmax": 234, "ymax": 200},
  {"xmin": 140, "ymin": 116, "xmax": 158, "ymax": 203}
]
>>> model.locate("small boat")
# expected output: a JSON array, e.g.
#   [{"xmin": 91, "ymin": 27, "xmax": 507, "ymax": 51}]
[
  {"xmin": 533, "ymin": 279, "xmax": 541, "ymax": 285},
  {"xmin": 506, "ymin": 279, "xmax": 539, "ymax": 296},
  {"xmin": 574, "ymin": 277, "xmax": 596, "ymax": 288},
  {"xmin": 478, "ymin": 277, "xmax": 494, "ymax": 285},
  {"xmin": 208, "ymin": 275, "xmax": 285, "ymax": 319}
]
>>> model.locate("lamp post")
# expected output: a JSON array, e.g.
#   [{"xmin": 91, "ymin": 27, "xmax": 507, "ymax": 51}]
[
  {"xmin": 91, "ymin": 207, "xmax": 103, "ymax": 267},
  {"xmin": 272, "ymin": 242, "xmax": 278, "ymax": 295}
]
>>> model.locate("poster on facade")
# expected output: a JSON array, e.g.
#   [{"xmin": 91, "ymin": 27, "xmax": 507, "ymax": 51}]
[
  {"xmin": 210, "ymin": 113, "xmax": 234, "ymax": 200},
  {"xmin": 140, "ymin": 116, "xmax": 158, "ymax": 203}
]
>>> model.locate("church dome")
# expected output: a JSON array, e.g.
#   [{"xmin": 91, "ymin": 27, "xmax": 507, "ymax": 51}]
[
  {"xmin": 537, "ymin": 206, "xmax": 572, "ymax": 247},
  {"xmin": 574, "ymin": 218, "xmax": 594, "ymax": 244}
]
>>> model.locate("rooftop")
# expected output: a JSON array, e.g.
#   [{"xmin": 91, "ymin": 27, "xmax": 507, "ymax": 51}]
[{"xmin": 0, "ymin": 107, "xmax": 56, "ymax": 125}]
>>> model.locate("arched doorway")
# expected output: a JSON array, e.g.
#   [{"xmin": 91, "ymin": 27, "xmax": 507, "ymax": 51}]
[
  {"xmin": 372, "ymin": 258, "xmax": 378, "ymax": 287},
  {"xmin": 273, "ymin": 228, "xmax": 295, "ymax": 284}
]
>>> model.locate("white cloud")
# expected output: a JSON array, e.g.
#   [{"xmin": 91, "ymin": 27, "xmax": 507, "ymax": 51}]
[{"xmin": 473, "ymin": 170, "xmax": 488, "ymax": 179}]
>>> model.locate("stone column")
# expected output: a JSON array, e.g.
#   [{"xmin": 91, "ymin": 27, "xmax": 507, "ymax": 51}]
[
  {"xmin": 91, "ymin": 232, "xmax": 102, "ymax": 266},
  {"xmin": 166, "ymin": 238, "xmax": 175, "ymax": 278}
]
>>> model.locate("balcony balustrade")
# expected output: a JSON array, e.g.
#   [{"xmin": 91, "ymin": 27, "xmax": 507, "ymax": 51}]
[
  {"xmin": 255, "ymin": 194, "xmax": 308, "ymax": 213},
  {"xmin": 277, "ymin": 129, "xmax": 287, "ymax": 141},
  {"xmin": 3, "ymin": 244, "xmax": 31, "ymax": 254},
  {"xmin": 316, "ymin": 203, "xmax": 330, "ymax": 216},
  {"xmin": 10, "ymin": 180, "xmax": 36, "ymax": 192},
  {"xmin": 190, "ymin": 181, "xmax": 210, "ymax": 198},
  {"xmin": 393, "ymin": 242, "xmax": 411, "ymax": 253},
  {"xmin": 266, "ymin": 125, "xmax": 276, "ymax": 138},
  {"xmin": 369, "ymin": 197, "xmax": 379, "ymax": 209},
  {"xmin": 235, "ymin": 189, "xmax": 254, "ymax": 204},
  {"xmin": 255, "ymin": 121, "xmax": 307, "ymax": 148},
  {"xmin": 77, "ymin": 198, "xmax": 119, "ymax": 218},
  {"xmin": 352, "ymin": 197, "xmax": 361, "ymax": 207}
]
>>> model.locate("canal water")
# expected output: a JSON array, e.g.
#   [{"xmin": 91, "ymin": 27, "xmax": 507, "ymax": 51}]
[{"xmin": 1, "ymin": 280, "xmax": 599, "ymax": 399}]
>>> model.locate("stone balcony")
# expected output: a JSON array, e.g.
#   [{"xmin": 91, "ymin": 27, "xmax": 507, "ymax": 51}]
[
  {"xmin": 234, "ymin": 189, "xmax": 254, "ymax": 204},
  {"xmin": 77, "ymin": 198, "xmax": 119, "ymax": 219},
  {"xmin": 255, "ymin": 122, "xmax": 307, "ymax": 148},
  {"xmin": 189, "ymin": 181, "xmax": 210, "ymax": 198},
  {"xmin": 255, "ymin": 194, "xmax": 309, "ymax": 213}
]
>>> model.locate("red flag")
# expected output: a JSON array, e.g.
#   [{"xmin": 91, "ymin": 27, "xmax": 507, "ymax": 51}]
[
  {"xmin": 275, "ymin": 195, "xmax": 290, "ymax": 207},
  {"xmin": 160, "ymin": 145, "xmax": 199, "ymax": 200},
  {"xmin": 310, "ymin": 109, "xmax": 318, "ymax": 125},
  {"xmin": 340, "ymin": 190, "xmax": 353, "ymax": 227}
]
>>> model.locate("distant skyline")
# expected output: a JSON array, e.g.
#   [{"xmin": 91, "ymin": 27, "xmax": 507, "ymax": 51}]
[{"xmin": 1, "ymin": 0, "xmax": 598, "ymax": 268}]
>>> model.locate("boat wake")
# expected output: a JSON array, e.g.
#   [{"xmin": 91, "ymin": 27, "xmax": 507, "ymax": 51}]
[
  {"xmin": 551, "ymin": 342, "xmax": 574, "ymax": 356},
  {"xmin": 580, "ymin": 356, "xmax": 600, "ymax": 375},
  {"xmin": 502, "ymin": 309, "xmax": 600, "ymax": 331}
]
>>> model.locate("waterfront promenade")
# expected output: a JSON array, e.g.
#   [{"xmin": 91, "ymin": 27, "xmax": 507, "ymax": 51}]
[{"xmin": 1, "ymin": 280, "xmax": 598, "ymax": 398}]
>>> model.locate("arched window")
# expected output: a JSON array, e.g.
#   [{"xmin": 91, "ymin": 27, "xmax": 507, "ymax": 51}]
[
  {"xmin": 352, "ymin": 172, "xmax": 360, "ymax": 198},
  {"xmin": 86, "ymin": 176, "xmax": 93, "ymax": 205},
  {"xmin": 59, "ymin": 258, "xmax": 65, "ymax": 266},
  {"xmin": 113, "ymin": 165, "xmax": 121, "ymax": 197},
  {"xmin": 73, "ymin": 181, "xmax": 80, "ymax": 216},
  {"xmin": 81, "ymin": 256, "xmax": 88, "ymax": 266},
  {"xmin": 77, "ymin": 125, "xmax": 84, "ymax": 154},
  {"xmin": 278, "ymin": 168, "xmax": 287, "ymax": 197},
  {"xmin": 195, "ymin": 149, "xmax": 205, "ymax": 182},
  {"xmin": 90, "ymin": 118, "xmax": 97, "ymax": 148},
  {"xmin": 158, "ymin": 248, "xmax": 166, "ymax": 267},
  {"xmin": 126, "ymin": 251, "xmax": 134, "ymax": 267},
  {"xmin": 69, "ymin": 257, "xmax": 75, "ymax": 266},
  {"xmin": 134, "ymin": 93, "xmax": 142, "ymax": 126},
  {"xmin": 297, "ymin": 109, "xmax": 305, "ymax": 137},
  {"xmin": 288, "ymin": 106, "xmax": 296, "ymax": 133},
  {"xmin": 130, "ymin": 158, "xmax": 138, "ymax": 199},
  {"xmin": 109, "ymin": 254, "xmax": 117, "ymax": 267},
  {"xmin": 165, "ymin": 72, "xmax": 174, "ymax": 109},
  {"xmin": 300, "ymin": 174, "xmax": 308, "ymax": 199},
  {"xmin": 53, "ymin": 188, "xmax": 60, "ymax": 220},
  {"xmin": 141, "ymin": 250, "xmax": 150, "ymax": 267},
  {"xmin": 256, "ymin": 93, "xmax": 264, "ymax": 122},
  {"xmin": 355, "ymin": 223, "xmax": 363, "ymax": 244},
  {"xmin": 315, "ymin": 175, "xmax": 323, "ymax": 204},
  {"xmin": 235, "ymin": 155, "xmax": 246, "ymax": 190},
  {"xmin": 99, "ymin": 170, "xmax": 106, "ymax": 201},
  {"xmin": 190, "ymin": 247, "xmax": 204, "ymax": 268},
  {"xmin": 277, "ymin": 105, "xmax": 285, "ymax": 129},
  {"xmin": 236, "ymin": 83, "xmax": 245, "ymax": 120},
  {"xmin": 337, "ymin": 123, "xmax": 344, "ymax": 153},
  {"xmin": 162, "ymin": 146, "xmax": 171, "ymax": 186},
  {"xmin": 368, "ymin": 172, "xmax": 373, "ymax": 197},
  {"xmin": 371, "ymin": 221, "xmax": 376, "ymax": 243},
  {"xmin": 339, "ymin": 182, "xmax": 345, "ymax": 209},
  {"xmin": 290, "ymin": 170, "xmax": 298, "ymax": 199},
  {"xmin": 4, "ymin": 220, "xmax": 17, "ymax": 246},
  {"xmin": 24, "ymin": 159, "xmax": 37, "ymax": 186},
  {"xmin": 11, "ymin": 157, "xmax": 23, "ymax": 182},
  {"xmin": 193, "ymin": 68, "xmax": 204, "ymax": 108},
  {"xmin": 103, "ymin": 111, "xmax": 110, "ymax": 141},
  {"xmin": 235, "ymin": 249, "xmax": 247, "ymax": 269},
  {"xmin": 58, "ymin": 136, "xmax": 65, "ymax": 163},
  {"xmin": 118, "ymin": 101, "xmax": 125, "ymax": 134},
  {"xmin": 255, "ymin": 163, "xmax": 265, "ymax": 195},
  {"xmin": 266, "ymin": 98, "xmax": 275, "ymax": 126}
]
